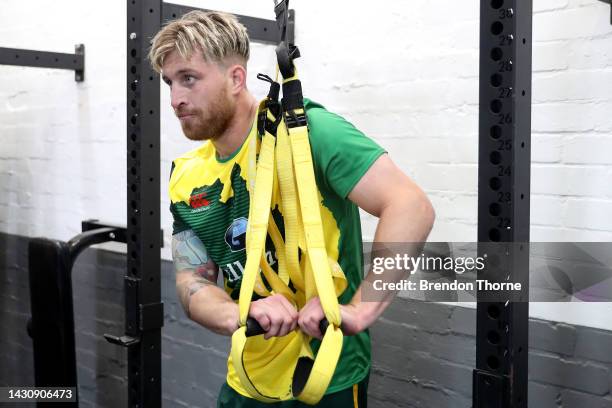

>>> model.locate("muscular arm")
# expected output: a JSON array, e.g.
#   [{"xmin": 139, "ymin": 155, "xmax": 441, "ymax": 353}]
[
  {"xmin": 298, "ymin": 153, "xmax": 435, "ymax": 339},
  {"xmin": 342, "ymin": 153, "xmax": 435, "ymax": 333},
  {"xmin": 172, "ymin": 230, "xmax": 239, "ymax": 336}
]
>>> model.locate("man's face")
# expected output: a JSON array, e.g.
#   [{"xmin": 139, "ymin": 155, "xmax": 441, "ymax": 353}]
[{"xmin": 162, "ymin": 50, "xmax": 236, "ymax": 141}]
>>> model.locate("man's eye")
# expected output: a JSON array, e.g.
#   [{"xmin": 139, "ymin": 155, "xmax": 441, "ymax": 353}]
[{"xmin": 184, "ymin": 75, "xmax": 195, "ymax": 84}]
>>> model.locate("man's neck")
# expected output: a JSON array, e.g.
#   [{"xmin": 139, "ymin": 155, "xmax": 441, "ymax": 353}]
[{"xmin": 212, "ymin": 94, "xmax": 258, "ymax": 160}]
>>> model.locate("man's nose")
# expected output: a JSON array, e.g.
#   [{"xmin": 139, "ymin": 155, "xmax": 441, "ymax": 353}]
[{"xmin": 170, "ymin": 86, "xmax": 187, "ymax": 111}]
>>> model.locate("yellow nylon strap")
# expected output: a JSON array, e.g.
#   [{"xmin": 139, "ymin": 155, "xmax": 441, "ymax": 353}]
[
  {"xmin": 297, "ymin": 325, "xmax": 344, "ymax": 405},
  {"xmin": 259, "ymin": 252, "xmax": 294, "ymax": 303},
  {"xmin": 231, "ymin": 326, "xmax": 286, "ymax": 403},
  {"xmin": 268, "ymin": 216, "xmax": 306, "ymax": 307},
  {"xmin": 233, "ymin": 85, "xmax": 346, "ymax": 404},
  {"xmin": 288, "ymin": 123, "xmax": 342, "ymax": 327},
  {"xmin": 238, "ymin": 130, "xmax": 276, "ymax": 326},
  {"xmin": 275, "ymin": 118, "xmax": 303, "ymax": 291}
]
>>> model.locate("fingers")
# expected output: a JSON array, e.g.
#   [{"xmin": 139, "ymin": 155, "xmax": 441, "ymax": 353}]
[
  {"xmin": 298, "ymin": 297, "xmax": 325, "ymax": 340},
  {"xmin": 276, "ymin": 295, "xmax": 299, "ymax": 334},
  {"xmin": 249, "ymin": 294, "xmax": 298, "ymax": 339}
]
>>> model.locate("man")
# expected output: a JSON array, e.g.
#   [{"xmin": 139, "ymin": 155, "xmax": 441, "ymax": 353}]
[{"xmin": 148, "ymin": 10, "xmax": 435, "ymax": 408}]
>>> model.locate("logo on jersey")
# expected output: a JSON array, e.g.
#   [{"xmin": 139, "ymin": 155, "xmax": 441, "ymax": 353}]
[
  {"xmin": 225, "ymin": 217, "xmax": 247, "ymax": 252},
  {"xmin": 190, "ymin": 192, "xmax": 210, "ymax": 209}
]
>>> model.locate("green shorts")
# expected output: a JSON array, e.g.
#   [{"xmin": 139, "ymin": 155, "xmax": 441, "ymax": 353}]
[{"xmin": 217, "ymin": 373, "xmax": 369, "ymax": 408}]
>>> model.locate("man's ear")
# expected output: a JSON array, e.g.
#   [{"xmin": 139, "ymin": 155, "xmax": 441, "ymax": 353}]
[{"xmin": 228, "ymin": 64, "xmax": 247, "ymax": 95}]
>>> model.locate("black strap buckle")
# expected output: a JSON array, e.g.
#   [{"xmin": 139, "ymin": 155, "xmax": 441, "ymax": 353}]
[{"xmin": 284, "ymin": 110, "xmax": 307, "ymax": 129}]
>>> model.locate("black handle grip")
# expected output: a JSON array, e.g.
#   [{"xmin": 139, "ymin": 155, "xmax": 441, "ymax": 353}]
[
  {"xmin": 244, "ymin": 317, "xmax": 331, "ymax": 338},
  {"xmin": 318, "ymin": 318, "xmax": 329, "ymax": 334},
  {"xmin": 245, "ymin": 317, "xmax": 265, "ymax": 337}
]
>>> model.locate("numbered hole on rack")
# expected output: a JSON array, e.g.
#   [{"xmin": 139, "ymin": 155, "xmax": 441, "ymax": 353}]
[
  {"xmin": 488, "ymin": 304, "xmax": 501, "ymax": 319},
  {"xmin": 490, "ymin": 125, "xmax": 502, "ymax": 139},
  {"xmin": 491, "ymin": 22, "xmax": 504, "ymax": 35},
  {"xmin": 131, "ymin": 49, "xmax": 137, "ymax": 58},
  {"xmin": 489, "ymin": 177, "xmax": 502, "ymax": 191},
  {"xmin": 489, "ymin": 202, "xmax": 502, "ymax": 216},
  {"xmin": 490, "ymin": 47, "xmax": 503, "ymax": 61},
  {"xmin": 490, "ymin": 73, "xmax": 503, "ymax": 87},
  {"xmin": 491, "ymin": 0, "xmax": 504, "ymax": 9},
  {"xmin": 490, "ymin": 99, "xmax": 503, "ymax": 114},
  {"xmin": 487, "ymin": 356, "xmax": 500, "ymax": 370},
  {"xmin": 490, "ymin": 151, "xmax": 502, "ymax": 165}
]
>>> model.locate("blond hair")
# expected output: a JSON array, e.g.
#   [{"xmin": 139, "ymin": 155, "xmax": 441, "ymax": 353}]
[{"xmin": 148, "ymin": 10, "xmax": 250, "ymax": 72}]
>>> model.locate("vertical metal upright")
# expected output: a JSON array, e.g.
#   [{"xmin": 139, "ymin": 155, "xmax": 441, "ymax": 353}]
[
  {"xmin": 125, "ymin": 1, "xmax": 164, "ymax": 407},
  {"xmin": 474, "ymin": 0, "xmax": 532, "ymax": 407}
]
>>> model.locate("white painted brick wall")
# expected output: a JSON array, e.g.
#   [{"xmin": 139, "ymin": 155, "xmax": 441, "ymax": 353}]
[{"xmin": 1, "ymin": 0, "xmax": 612, "ymax": 327}]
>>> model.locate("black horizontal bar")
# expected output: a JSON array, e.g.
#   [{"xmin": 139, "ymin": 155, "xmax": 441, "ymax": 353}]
[
  {"xmin": 162, "ymin": 3, "xmax": 281, "ymax": 44},
  {"xmin": 0, "ymin": 44, "xmax": 85, "ymax": 81}
]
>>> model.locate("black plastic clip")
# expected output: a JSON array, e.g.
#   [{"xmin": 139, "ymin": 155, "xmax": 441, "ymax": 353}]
[{"xmin": 284, "ymin": 110, "xmax": 307, "ymax": 129}]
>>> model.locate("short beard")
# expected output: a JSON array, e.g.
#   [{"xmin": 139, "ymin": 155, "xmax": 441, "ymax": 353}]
[{"xmin": 181, "ymin": 87, "xmax": 235, "ymax": 141}]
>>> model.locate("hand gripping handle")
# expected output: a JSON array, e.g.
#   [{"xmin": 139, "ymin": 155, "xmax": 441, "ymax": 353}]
[{"xmin": 245, "ymin": 317, "xmax": 330, "ymax": 337}]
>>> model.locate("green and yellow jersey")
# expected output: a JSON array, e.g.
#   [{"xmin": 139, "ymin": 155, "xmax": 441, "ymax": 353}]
[{"xmin": 169, "ymin": 99, "xmax": 386, "ymax": 397}]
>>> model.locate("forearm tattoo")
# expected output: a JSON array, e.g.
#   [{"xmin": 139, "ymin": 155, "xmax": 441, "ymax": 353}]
[{"xmin": 172, "ymin": 230, "xmax": 219, "ymax": 317}]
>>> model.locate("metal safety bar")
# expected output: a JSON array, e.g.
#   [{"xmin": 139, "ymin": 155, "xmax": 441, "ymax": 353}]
[{"xmin": 0, "ymin": 44, "xmax": 85, "ymax": 81}]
